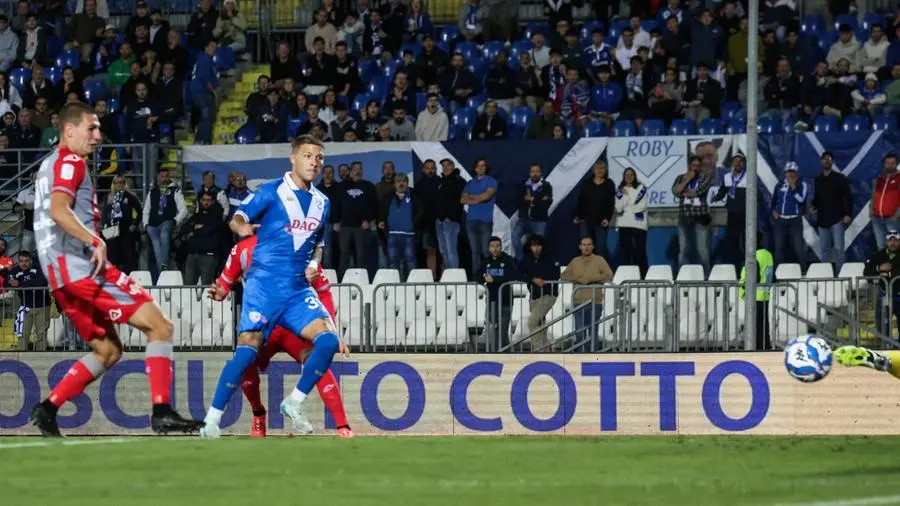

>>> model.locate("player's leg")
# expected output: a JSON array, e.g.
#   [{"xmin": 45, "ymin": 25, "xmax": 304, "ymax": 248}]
[
  {"xmin": 241, "ymin": 328, "xmax": 286, "ymax": 438},
  {"xmin": 834, "ymin": 345, "xmax": 900, "ymax": 379}
]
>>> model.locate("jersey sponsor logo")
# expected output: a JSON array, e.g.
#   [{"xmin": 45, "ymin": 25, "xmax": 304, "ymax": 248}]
[
  {"xmin": 60, "ymin": 163, "xmax": 75, "ymax": 180},
  {"xmin": 284, "ymin": 217, "xmax": 321, "ymax": 236}
]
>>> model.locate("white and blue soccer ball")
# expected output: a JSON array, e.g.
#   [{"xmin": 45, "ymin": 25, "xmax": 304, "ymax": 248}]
[{"xmin": 784, "ymin": 335, "xmax": 833, "ymax": 382}]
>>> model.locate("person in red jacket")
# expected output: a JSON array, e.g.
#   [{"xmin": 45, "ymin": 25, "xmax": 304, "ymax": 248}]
[
  {"xmin": 208, "ymin": 235, "xmax": 352, "ymax": 438},
  {"xmin": 872, "ymin": 153, "xmax": 900, "ymax": 250}
]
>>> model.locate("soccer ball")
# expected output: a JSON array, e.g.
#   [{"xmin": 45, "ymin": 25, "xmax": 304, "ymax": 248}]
[{"xmin": 784, "ymin": 335, "xmax": 833, "ymax": 382}]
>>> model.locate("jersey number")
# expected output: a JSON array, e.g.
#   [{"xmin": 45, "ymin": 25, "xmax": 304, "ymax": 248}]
[
  {"xmin": 304, "ymin": 296, "xmax": 320, "ymax": 310},
  {"xmin": 115, "ymin": 272, "xmax": 144, "ymax": 296}
]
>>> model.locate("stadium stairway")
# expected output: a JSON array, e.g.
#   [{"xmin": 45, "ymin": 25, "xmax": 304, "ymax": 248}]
[{"xmin": 213, "ymin": 65, "xmax": 267, "ymax": 145}]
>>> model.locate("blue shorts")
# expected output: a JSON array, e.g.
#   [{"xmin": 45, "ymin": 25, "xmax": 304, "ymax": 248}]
[{"xmin": 238, "ymin": 275, "xmax": 330, "ymax": 339}]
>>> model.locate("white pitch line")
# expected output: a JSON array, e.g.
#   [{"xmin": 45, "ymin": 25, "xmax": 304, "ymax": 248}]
[
  {"xmin": 0, "ymin": 437, "xmax": 193, "ymax": 450},
  {"xmin": 774, "ymin": 495, "xmax": 900, "ymax": 506}
]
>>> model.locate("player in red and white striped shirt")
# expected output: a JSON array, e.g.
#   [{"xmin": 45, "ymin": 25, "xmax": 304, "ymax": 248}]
[{"xmin": 209, "ymin": 235, "xmax": 352, "ymax": 438}]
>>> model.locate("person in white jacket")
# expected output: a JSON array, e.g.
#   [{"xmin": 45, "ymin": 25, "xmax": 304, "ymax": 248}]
[
  {"xmin": 614, "ymin": 167, "xmax": 648, "ymax": 275},
  {"xmin": 415, "ymin": 93, "xmax": 449, "ymax": 141}
]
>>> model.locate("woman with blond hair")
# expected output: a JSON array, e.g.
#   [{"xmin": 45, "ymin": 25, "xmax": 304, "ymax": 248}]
[{"xmin": 102, "ymin": 174, "xmax": 143, "ymax": 273}]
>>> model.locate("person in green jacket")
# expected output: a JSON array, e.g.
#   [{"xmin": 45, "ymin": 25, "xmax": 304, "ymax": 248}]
[
  {"xmin": 885, "ymin": 64, "xmax": 900, "ymax": 114},
  {"xmin": 740, "ymin": 232, "xmax": 775, "ymax": 350},
  {"xmin": 107, "ymin": 42, "xmax": 135, "ymax": 88},
  {"xmin": 39, "ymin": 112, "xmax": 59, "ymax": 148}
]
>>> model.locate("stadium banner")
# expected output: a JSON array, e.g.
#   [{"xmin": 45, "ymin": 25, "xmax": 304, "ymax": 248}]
[{"xmin": 2, "ymin": 352, "xmax": 897, "ymax": 436}]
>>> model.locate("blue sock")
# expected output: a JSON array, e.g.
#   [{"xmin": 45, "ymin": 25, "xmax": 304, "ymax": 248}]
[
  {"xmin": 295, "ymin": 331, "xmax": 340, "ymax": 395},
  {"xmin": 211, "ymin": 345, "xmax": 258, "ymax": 411}
]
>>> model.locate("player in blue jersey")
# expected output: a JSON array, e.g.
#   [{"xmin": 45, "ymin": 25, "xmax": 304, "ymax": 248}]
[{"xmin": 200, "ymin": 136, "xmax": 348, "ymax": 438}]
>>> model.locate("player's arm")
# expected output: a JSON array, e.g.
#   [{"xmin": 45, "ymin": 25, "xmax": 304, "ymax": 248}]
[
  {"xmin": 49, "ymin": 157, "xmax": 106, "ymax": 276},
  {"xmin": 210, "ymin": 246, "xmax": 243, "ymax": 300},
  {"xmin": 230, "ymin": 188, "xmax": 269, "ymax": 237}
]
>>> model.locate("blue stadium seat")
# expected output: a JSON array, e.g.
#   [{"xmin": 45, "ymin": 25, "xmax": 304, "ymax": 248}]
[
  {"xmin": 45, "ymin": 66, "xmax": 62, "ymax": 84},
  {"xmin": 640, "ymin": 20, "xmax": 659, "ymax": 32},
  {"xmin": 834, "ymin": 13, "xmax": 859, "ymax": 31},
  {"xmin": 449, "ymin": 124, "xmax": 471, "ymax": 140},
  {"xmin": 367, "ymin": 76, "xmax": 388, "ymax": 98},
  {"xmin": 358, "ymin": 59, "xmax": 379, "ymax": 82},
  {"xmin": 286, "ymin": 116, "xmax": 305, "ymax": 138},
  {"xmin": 854, "ymin": 27, "xmax": 869, "ymax": 43},
  {"xmin": 814, "ymin": 115, "xmax": 839, "ymax": 133},
  {"xmin": 400, "ymin": 42, "xmax": 422, "ymax": 58},
  {"xmin": 108, "ymin": 97, "xmax": 120, "ymax": 114},
  {"xmin": 584, "ymin": 120, "xmax": 608, "ymax": 138},
  {"xmin": 56, "ymin": 49, "xmax": 80, "ymax": 70},
  {"xmin": 467, "ymin": 57, "xmax": 490, "ymax": 79},
  {"xmin": 801, "ymin": 14, "xmax": 825, "ymax": 36},
  {"xmin": 508, "ymin": 40, "xmax": 533, "ymax": 65},
  {"xmin": 440, "ymin": 25, "xmax": 459, "ymax": 44},
  {"xmin": 235, "ymin": 124, "xmax": 257, "ymax": 144},
  {"xmin": 640, "ymin": 119, "xmax": 665, "ymax": 136},
  {"xmin": 727, "ymin": 117, "xmax": 747, "ymax": 134},
  {"xmin": 465, "ymin": 91, "xmax": 488, "ymax": 110},
  {"xmin": 669, "ymin": 119, "xmax": 695, "ymax": 136},
  {"xmin": 612, "ymin": 120, "xmax": 636, "ymax": 137},
  {"xmin": 115, "ymin": 33, "xmax": 126, "ymax": 45},
  {"xmin": 862, "ymin": 13, "xmax": 887, "ymax": 31},
  {"xmin": 46, "ymin": 35, "xmax": 65, "ymax": 61},
  {"xmin": 524, "ymin": 21, "xmax": 550, "ymax": 40},
  {"xmin": 721, "ymin": 101, "xmax": 741, "ymax": 121},
  {"xmin": 609, "ymin": 19, "xmax": 629, "ymax": 40},
  {"xmin": 842, "ymin": 114, "xmax": 869, "ymax": 132},
  {"xmin": 579, "ymin": 21, "xmax": 604, "ymax": 46},
  {"xmin": 452, "ymin": 107, "xmax": 476, "ymax": 129},
  {"xmin": 757, "ymin": 116, "xmax": 781, "ymax": 134},
  {"xmin": 698, "ymin": 118, "xmax": 725, "ymax": 135},
  {"xmin": 382, "ymin": 59, "xmax": 400, "ymax": 79},
  {"xmin": 9, "ymin": 68, "xmax": 30, "ymax": 93},
  {"xmin": 482, "ymin": 40, "xmax": 505, "ymax": 61},
  {"xmin": 509, "ymin": 106, "xmax": 534, "ymax": 138},
  {"xmin": 873, "ymin": 114, "xmax": 898, "ymax": 132},
  {"xmin": 416, "ymin": 92, "xmax": 427, "ymax": 113},
  {"xmin": 214, "ymin": 46, "xmax": 235, "ymax": 71},
  {"xmin": 158, "ymin": 123, "xmax": 173, "ymax": 141},
  {"xmin": 83, "ymin": 80, "xmax": 109, "ymax": 104},
  {"xmin": 565, "ymin": 121, "xmax": 579, "ymax": 139},
  {"xmin": 455, "ymin": 41, "xmax": 479, "ymax": 61}
]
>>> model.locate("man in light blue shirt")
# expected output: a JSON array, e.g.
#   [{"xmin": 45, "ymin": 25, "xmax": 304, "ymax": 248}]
[{"xmin": 461, "ymin": 158, "xmax": 497, "ymax": 276}]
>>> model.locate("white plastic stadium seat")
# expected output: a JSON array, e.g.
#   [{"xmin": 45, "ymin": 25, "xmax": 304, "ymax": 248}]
[
  {"xmin": 645, "ymin": 265, "xmax": 674, "ymax": 282},
  {"xmin": 406, "ymin": 269, "xmax": 435, "ymax": 298},
  {"xmin": 47, "ymin": 317, "xmax": 66, "ymax": 348},
  {"xmin": 323, "ymin": 269, "xmax": 339, "ymax": 285},
  {"xmin": 129, "ymin": 270, "xmax": 153, "ymax": 287},
  {"xmin": 709, "ymin": 264, "xmax": 737, "ymax": 281},
  {"xmin": 372, "ymin": 268, "xmax": 401, "ymax": 285},
  {"xmin": 156, "ymin": 270, "xmax": 184, "ymax": 286},
  {"xmin": 407, "ymin": 318, "xmax": 438, "ymax": 345},
  {"xmin": 774, "ymin": 263, "xmax": 802, "ymax": 280},
  {"xmin": 374, "ymin": 318, "xmax": 406, "ymax": 347},
  {"xmin": 613, "ymin": 265, "xmax": 641, "ymax": 283},
  {"xmin": 439, "ymin": 268, "xmax": 467, "ymax": 283},
  {"xmin": 341, "ymin": 268, "xmax": 370, "ymax": 286},
  {"xmin": 805, "ymin": 262, "xmax": 834, "ymax": 279},
  {"xmin": 676, "ymin": 264, "xmax": 705, "ymax": 281},
  {"xmin": 805, "ymin": 262, "xmax": 846, "ymax": 308}
]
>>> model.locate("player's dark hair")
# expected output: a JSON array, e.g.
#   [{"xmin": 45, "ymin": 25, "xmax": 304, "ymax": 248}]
[
  {"xmin": 291, "ymin": 135, "xmax": 325, "ymax": 152},
  {"xmin": 158, "ymin": 167, "xmax": 169, "ymax": 174},
  {"xmin": 58, "ymin": 102, "xmax": 94, "ymax": 128},
  {"xmin": 489, "ymin": 236, "xmax": 502, "ymax": 244},
  {"xmin": 17, "ymin": 249, "xmax": 31, "ymax": 259}
]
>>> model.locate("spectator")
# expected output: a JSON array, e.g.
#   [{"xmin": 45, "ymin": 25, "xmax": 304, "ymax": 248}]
[
  {"xmin": 16, "ymin": 14, "xmax": 49, "ymax": 69},
  {"xmin": 851, "ymin": 73, "xmax": 886, "ymax": 117},
  {"xmin": 225, "ymin": 171, "xmax": 250, "ymax": 219},
  {"xmin": 270, "ymin": 42, "xmax": 302, "ymax": 89},
  {"xmin": 485, "ymin": 51, "xmax": 516, "ymax": 109},
  {"xmin": 726, "ymin": 17, "xmax": 763, "ymax": 101},
  {"xmin": 545, "ymin": 0, "xmax": 575, "ymax": 27},
  {"xmin": 416, "ymin": 93, "xmax": 449, "ymax": 141},
  {"xmin": 620, "ymin": 56, "xmax": 647, "ymax": 120},
  {"xmin": 584, "ymin": 29, "xmax": 613, "ymax": 80},
  {"xmin": 827, "ymin": 24, "xmax": 862, "ymax": 73},
  {"xmin": 182, "ymin": 193, "xmax": 226, "ymax": 286},
  {"xmin": 616, "ymin": 28, "xmax": 639, "ymax": 72},
  {"xmin": 462, "ymin": 158, "xmax": 498, "ymax": 275},
  {"xmin": 0, "ymin": 238, "xmax": 13, "ymax": 296},
  {"xmin": 779, "ymin": 28, "xmax": 804, "ymax": 76},
  {"xmin": 90, "ymin": 25, "xmax": 119, "ymax": 77},
  {"xmin": 282, "ymin": 80, "xmax": 300, "ymax": 111},
  {"xmin": 614, "ymin": 167, "xmax": 648, "ymax": 275},
  {"xmin": 12, "ymin": 108, "xmax": 41, "ymax": 149},
  {"xmin": 672, "ymin": 155, "xmax": 713, "ymax": 272},
  {"xmin": 360, "ymin": 99, "xmax": 385, "ymax": 140},
  {"xmin": 514, "ymin": 51, "xmax": 541, "ymax": 110},
  {"xmin": 363, "ymin": 10, "xmax": 388, "ymax": 58},
  {"xmin": 316, "ymin": 165, "xmax": 342, "ymax": 268},
  {"xmin": 0, "ymin": 71, "xmax": 22, "ymax": 111},
  {"xmin": 320, "ymin": 0, "xmax": 343, "ymax": 27},
  {"xmin": 191, "ymin": 40, "xmax": 219, "ymax": 144},
  {"xmin": 102, "ymin": 174, "xmax": 143, "ymax": 273},
  {"xmin": 589, "ymin": 65, "xmax": 622, "ymax": 125},
  {"xmin": 330, "ymin": 103, "xmax": 359, "ymax": 141},
  {"xmin": 404, "ymin": 0, "xmax": 433, "ymax": 43},
  {"xmin": 541, "ymin": 49, "xmax": 567, "ymax": 103},
  {"xmin": 795, "ymin": 60, "xmax": 829, "ymax": 130},
  {"xmin": 142, "ymin": 168, "xmax": 188, "ymax": 275},
  {"xmin": 125, "ymin": 81, "xmax": 159, "ymax": 143},
  {"xmin": 529, "ymin": 32, "xmax": 551, "ymax": 68},
  {"xmin": 298, "ymin": 102, "xmax": 329, "ymax": 137},
  {"xmin": 385, "ymin": 70, "xmax": 416, "ymax": 116},
  {"xmin": 559, "ymin": 67, "xmax": 590, "ymax": 128},
  {"xmin": 14, "ymin": 171, "xmax": 35, "ymax": 252},
  {"xmin": 119, "ymin": 61, "xmax": 150, "ymax": 109},
  {"xmin": 125, "ymin": 0, "xmax": 151, "ymax": 40},
  {"xmin": 472, "ymin": 100, "xmax": 507, "ymax": 140},
  {"xmin": 479, "ymin": 235, "xmax": 517, "ymax": 349},
  {"xmin": 871, "ymin": 154, "xmax": 900, "ymax": 250},
  {"xmin": 810, "ymin": 151, "xmax": 853, "ymax": 271},
  {"xmin": 416, "ymin": 35, "xmax": 448, "ymax": 87},
  {"xmin": 771, "ymin": 162, "xmax": 808, "ymax": 266},
  {"xmin": 333, "ymin": 42, "xmax": 360, "ymax": 98},
  {"xmin": 131, "ymin": 27, "xmax": 153, "ymax": 66},
  {"xmin": 213, "ymin": 0, "xmax": 248, "ymax": 53},
  {"xmin": 439, "ymin": 53, "xmax": 482, "ymax": 110},
  {"xmin": 711, "ymin": 153, "xmax": 748, "ymax": 268},
  {"xmin": 513, "ymin": 163, "xmax": 552, "ymax": 260},
  {"xmin": 94, "ymin": 100, "xmax": 119, "ymax": 164},
  {"xmin": 458, "ymin": 0, "xmax": 489, "ymax": 43},
  {"xmin": 337, "ymin": 13, "xmax": 363, "ymax": 56},
  {"xmin": 574, "ymin": 160, "xmax": 616, "ymax": 259},
  {"xmin": 306, "ymin": 9, "xmax": 338, "ymax": 56},
  {"xmin": 38, "ymin": 110, "xmax": 58, "ymax": 148},
  {"xmin": 140, "ymin": 48, "xmax": 162, "ymax": 85},
  {"xmin": 560, "ymin": 29, "xmax": 583, "ymax": 72},
  {"xmin": 436, "ymin": 159, "xmax": 465, "ymax": 270},
  {"xmin": 10, "ymin": 1, "xmax": 28, "ymax": 34},
  {"xmin": 518, "ymin": 235, "xmax": 558, "ymax": 348},
  {"xmin": 9, "ymin": 250, "xmax": 51, "ymax": 351},
  {"xmin": 30, "ymin": 97, "xmax": 50, "ymax": 131},
  {"xmin": 864, "ymin": 228, "xmax": 900, "ymax": 336},
  {"xmin": 527, "ymin": 100, "xmax": 564, "ymax": 139},
  {"xmin": 379, "ymin": 0, "xmax": 407, "ymax": 53},
  {"xmin": 877, "ymin": 65, "xmax": 900, "ymax": 115},
  {"xmin": 155, "ymin": 62, "xmax": 183, "ymax": 137},
  {"xmin": 739, "ymin": 232, "xmax": 774, "ymax": 350},
  {"xmin": 107, "ymin": 42, "xmax": 135, "ymax": 88},
  {"xmin": 622, "ymin": 15, "xmax": 652, "ymax": 50},
  {"xmin": 560, "ymin": 235, "xmax": 613, "ymax": 351},
  {"xmin": 377, "ymin": 172, "xmax": 417, "ymax": 278},
  {"xmin": 149, "ymin": 9, "xmax": 171, "ymax": 50},
  {"xmin": 888, "ymin": 25, "xmax": 900, "ymax": 69},
  {"xmin": 414, "ymin": 159, "xmax": 441, "ymax": 275},
  {"xmin": 159, "ymin": 29, "xmax": 189, "ymax": 80},
  {"xmin": 68, "ymin": 0, "xmax": 104, "ymax": 63},
  {"xmin": 690, "ymin": 9, "xmax": 724, "ymax": 70},
  {"xmin": 683, "ymin": 62, "xmax": 722, "ymax": 123},
  {"xmin": 245, "ymin": 74, "xmax": 270, "ymax": 115},
  {"xmin": 763, "ymin": 57, "xmax": 800, "ymax": 124},
  {"xmin": 656, "ymin": 0, "xmax": 685, "ymax": 30},
  {"xmin": 384, "ymin": 105, "xmax": 414, "ymax": 140},
  {"xmin": 187, "ymin": 0, "xmax": 218, "ymax": 49},
  {"xmin": 304, "ymin": 38, "xmax": 336, "ymax": 96},
  {"xmin": 336, "ymin": 163, "xmax": 377, "ymax": 276},
  {"xmin": 253, "ymin": 88, "xmax": 287, "ymax": 143},
  {"xmin": 20, "ymin": 65, "xmax": 52, "ymax": 110},
  {"xmin": 195, "ymin": 170, "xmax": 229, "ymax": 219},
  {"xmin": 661, "ymin": 15, "xmax": 689, "ymax": 67}
]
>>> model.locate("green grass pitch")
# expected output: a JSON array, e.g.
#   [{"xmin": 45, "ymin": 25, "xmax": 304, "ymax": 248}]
[{"xmin": 2, "ymin": 435, "xmax": 899, "ymax": 506}]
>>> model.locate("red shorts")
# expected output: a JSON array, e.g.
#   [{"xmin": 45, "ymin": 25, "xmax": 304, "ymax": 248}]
[
  {"xmin": 255, "ymin": 326, "xmax": 312, "ymax": 371},
  {"xmin": 52, "ymin": 265, "xmax": 154, "ymax": 342}
]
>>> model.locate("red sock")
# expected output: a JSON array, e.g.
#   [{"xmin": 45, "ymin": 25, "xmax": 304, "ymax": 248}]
[
  {"xmin": 316, "ymin": 370, "xmax": 349, "ymax": 428},
  {"xmin": 48, "ymin": 361, "xmax": 99, "ymax": 407},
  {"xmin": 145, "ymin": 357, "xmax": 172, "ymax": 405},
  {"xmin": 241, "ymin": 366, "xmax": 266, "ymax": 414}
]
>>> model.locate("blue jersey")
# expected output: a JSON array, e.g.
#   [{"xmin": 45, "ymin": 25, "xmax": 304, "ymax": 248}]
[{"xmin": 235, "ymin": 173, "xmax": 330, "ymax": 284}]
